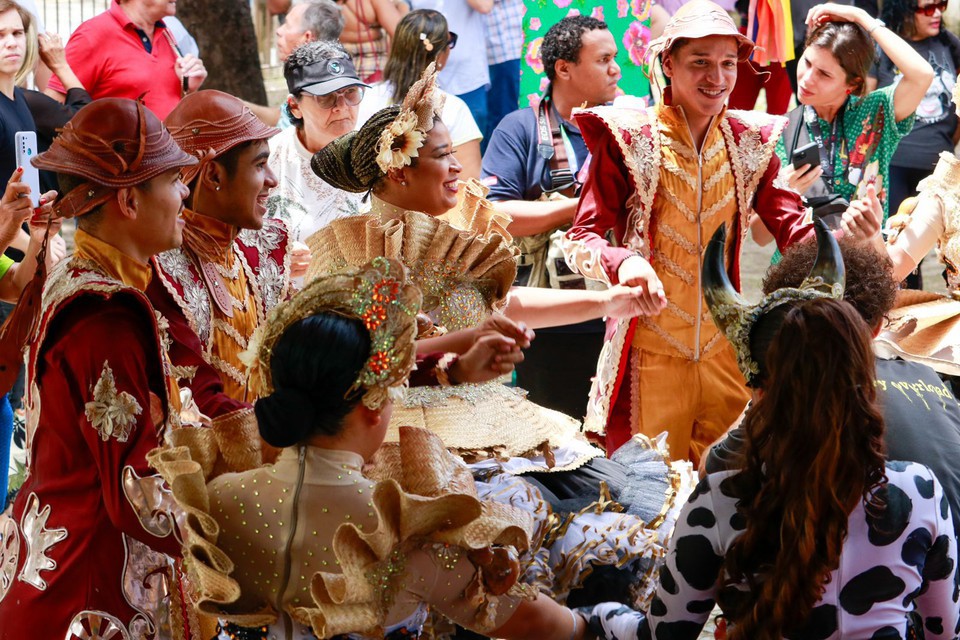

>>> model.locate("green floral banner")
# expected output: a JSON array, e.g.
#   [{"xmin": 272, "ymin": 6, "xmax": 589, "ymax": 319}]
[{"xmin": 520, "ymin": 0, "xmax": 653, "ymax": 110}]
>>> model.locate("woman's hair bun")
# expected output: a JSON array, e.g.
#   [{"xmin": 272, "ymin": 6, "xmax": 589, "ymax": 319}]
[{"xmin": 255, "ymin": 387, "xmax": 319, "ymax": 448}]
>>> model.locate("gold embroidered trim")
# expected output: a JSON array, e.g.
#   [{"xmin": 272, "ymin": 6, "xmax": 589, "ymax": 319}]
[
  {"xmin": 662, "ymin": 155, "xmax": 698, "ymax": 192},
  {"xmin": 84, "ymin": 362, "xmax": 143, "ymax": 443},
  {"xmin": 638, "ymin": 317, "xmax": 696, "ymax": 360},
  {"xmin": 210, "ymin": 353, "xmax": 246, "ymax": 387},
  {"xmin": 659, "ymin": 187, "xmax": 697, "ymax": 225},
  {"xmin": 702, "ymin": 137, "xmax": 725, "ymax": 163},
  {"xmin": 666, "ymin": 301, "xmax": 696, "ymax": 326},
  {"xmin": 658, "ymin": 223, "xmax": 697, "ymax": 255},
  {"xmin": 212, "ymin": 318, "xmax": 250, "ymax": 349},
  {"xmin": 156, "ymin": 249, "xmax": 211, "ymax": 346},
  {"xmin": 702, "ymin": 163, "xmax": 732, "ymax": 192},
  {"xmin": 653, "ymin": 249, "xmax": 694, "ymax": 286},
  {"xmin": 701, "ymin": 189, "xmax": 736, "ymax": 223}
]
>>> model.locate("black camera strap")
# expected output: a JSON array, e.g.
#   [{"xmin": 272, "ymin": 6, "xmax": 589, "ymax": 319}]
[
  {"xmin": 803, "ymin": 102, "xmax": 846, "ymax": 190},
  {"xmin": 537, "ymin": 97, "xmax": 577, "ymax": 197}
]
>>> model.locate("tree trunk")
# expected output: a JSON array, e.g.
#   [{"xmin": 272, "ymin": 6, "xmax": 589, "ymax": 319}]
[{"xmin": 176, "ymin": 0, "xmax": 267, "ymax": 104}]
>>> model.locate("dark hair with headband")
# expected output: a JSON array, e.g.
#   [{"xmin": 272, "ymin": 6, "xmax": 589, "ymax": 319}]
[{"xmin": 255, "ymin": 312, "xmax": 372, "ymax": 448}]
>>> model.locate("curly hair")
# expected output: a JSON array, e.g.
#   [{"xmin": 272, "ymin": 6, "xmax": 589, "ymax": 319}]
[
  {"xmin": 541, "ymin": 15, "xmax": 608, "ymax": 82},
  {"xmin": 719, "ymin": 298, "xmax": 888, "ymax": 640},
  {"xmin": 763, "ymin": 237, "xmax": 898, "ymax": 330}
]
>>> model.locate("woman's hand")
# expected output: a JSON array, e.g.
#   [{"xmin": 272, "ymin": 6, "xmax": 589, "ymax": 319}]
[
  {"xmin": 449, "ymin": 333, "xmax": 526, "ymax": 384},
  {"xmin": 780, "ymin": 163, "xmax": 823, "ymax": 195},
  {"xmin": 473, "ymin": 313, "xmax": 534, "ymax": 350},
  {"xmin": 289, "ymin": 241, "xmax": 311, "ymax": 279},
  {"xmin": 0, "ymin": 168, "xmax": 36, "ymax": 252},
  {"xmin": 37, "ymin": 32, "xmax": 68, "ymax": 73},
  {"xmin": 28, "ymin": 190, "xmax": 64, "ymax": 266},
  {"xmin": 806, "ymin": 3, "xmax": 871, "ymax": 29},
  {"xmin": 840, "ymin": 183, "xmax": 884, "ymax": 249},
  {"xmin": 175, "ymin": 54, "xmax": 207, "ymax": 93}
]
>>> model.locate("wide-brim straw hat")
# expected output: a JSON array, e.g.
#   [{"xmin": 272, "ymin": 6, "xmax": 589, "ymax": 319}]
[
  {"xmin": 645, "ymin": 0, "xmax": 755, "ymax": 68},
  {"xmin": 388, "ymin": 381, "xmax": 584, "ymax": 464}
]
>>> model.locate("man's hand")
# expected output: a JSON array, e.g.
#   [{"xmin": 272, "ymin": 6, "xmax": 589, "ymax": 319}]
[
  {"xmin": 615, "ymin": 255, "xmax": 667, "ymax": 315},
  {"xmin": 840, "ymin": 183, "xmax": 882, "ymax": 244},
  {"xmin": 175, "ymin": 54, "xmax": 207, "ymax": 93},
  {"xmin": 0, "ymin": 168, "xmax": 36, "ymax": 251},
  {"xmin": 449, "ymin": 333, "xmax": 526, "ymax": 384},
  {"xmin": 289, "ymin": 241, "xmax": 311, "ymax": 279}
]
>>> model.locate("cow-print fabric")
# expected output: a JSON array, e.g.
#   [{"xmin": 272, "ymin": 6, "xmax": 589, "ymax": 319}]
[{"xmin": 585, "ymin": 461, "xmax": 959, "ymax": 640}]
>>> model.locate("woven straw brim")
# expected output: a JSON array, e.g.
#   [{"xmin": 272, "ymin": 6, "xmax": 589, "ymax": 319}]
[
  {"xmin": 388, "ymin": 382, "xmax": 581, "ymax": 459},
  {"xmin": 877, "ymin": 292, "xmax": 960, "ymax": 376}
]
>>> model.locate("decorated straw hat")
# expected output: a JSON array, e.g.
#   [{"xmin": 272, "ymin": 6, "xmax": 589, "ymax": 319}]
[{"xmin": 644, "ymin": 0, "xmax": 755, "ymax": 68}]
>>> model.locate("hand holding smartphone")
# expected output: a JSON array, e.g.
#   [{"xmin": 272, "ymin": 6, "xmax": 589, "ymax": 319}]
[
  {"xmin": 791, "ymin": 141, "xmax": 820, "ymax": 171},
  {"xmin": 14, "ymin": 131, "xmax": 41, "ymax": 208}
]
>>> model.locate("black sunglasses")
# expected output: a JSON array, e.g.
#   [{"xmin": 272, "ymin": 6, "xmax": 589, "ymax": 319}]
[
  {"xmin": 914, "ymin": 0, "xmax": 947, "ymax": 15},
  {"xmin": 448, "ymin": 32, "xmax": 458, "ymax": 50}
]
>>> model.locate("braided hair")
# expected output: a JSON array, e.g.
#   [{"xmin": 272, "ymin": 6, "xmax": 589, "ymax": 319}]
[{"xmin": 311, "ymin": 106, "xmax": 402, "ymax": 193}]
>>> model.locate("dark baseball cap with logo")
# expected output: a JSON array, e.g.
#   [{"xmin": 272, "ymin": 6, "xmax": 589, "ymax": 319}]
[{"xmin": 286, "ymin": 55, "xmax": 370, "ymax": 96}]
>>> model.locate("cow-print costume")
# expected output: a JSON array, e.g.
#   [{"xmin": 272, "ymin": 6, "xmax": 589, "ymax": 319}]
[{"xmin": 583, "ymin": 461, "xmax": 960, "ymax": 639}]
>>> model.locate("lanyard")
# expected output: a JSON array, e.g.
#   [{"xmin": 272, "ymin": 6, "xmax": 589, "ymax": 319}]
[{"xmin": 803, "ymin": 103, "xmax": 846, "ymax": 189}]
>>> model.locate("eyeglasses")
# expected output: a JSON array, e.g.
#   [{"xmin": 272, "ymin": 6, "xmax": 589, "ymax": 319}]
[
  {"xmin": 914, "ymin": 0, "xmax": 947, "ymax": 15},
  {"xmin": 311, "ymin": 86, "xmax": 365, "ymax": 109},
  {"xmin": 447, "ymin": 32, "xmax": 458, "ymax": 50}
]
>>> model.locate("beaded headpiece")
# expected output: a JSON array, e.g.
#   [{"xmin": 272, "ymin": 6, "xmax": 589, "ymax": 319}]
[
  {"xmin": 243, "ymin": 257, "xmax": 421, "ymax": 409},
  {"xmin": 703, "ymin": 218, "xmax": 845, "ymax": 387},
  {"xmin": 375, "ymin": 62, "xmax": 445, "ymax": 173}
]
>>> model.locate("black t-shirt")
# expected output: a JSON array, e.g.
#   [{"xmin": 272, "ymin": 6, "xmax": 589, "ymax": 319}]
[
  {"xmin": 0, "ymin": 87, "xmax": 38, "ymax": 261},
  {"xmin": 704, "ymin": 356, "xmax": 960, "ymax": 535},
  {"xmin": 871, "ymin": 34, "xmax": 959, "ymax": 170}
]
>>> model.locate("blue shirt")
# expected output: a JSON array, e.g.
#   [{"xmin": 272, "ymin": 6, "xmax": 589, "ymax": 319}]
[{"xmin": 481, "ymin": 102, "xmax": 588, "ymax": 202}]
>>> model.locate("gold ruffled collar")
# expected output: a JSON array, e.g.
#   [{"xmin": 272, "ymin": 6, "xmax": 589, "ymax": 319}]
[{"xmin": 74, "ymin": 228, "xmax": 152, "ymax": 291}]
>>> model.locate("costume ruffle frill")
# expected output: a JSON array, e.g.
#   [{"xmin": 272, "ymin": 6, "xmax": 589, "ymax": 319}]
[
  {"xmin": 147, "ymin": 426, "xmax": 539, "ymax": 638},
  {"xmin": 304, "ymin": 180, "xmax": 598, "ymax": 471},
  {"xmin": 877, "ymin": 153, "xmax": 960, "ymax": 376}
]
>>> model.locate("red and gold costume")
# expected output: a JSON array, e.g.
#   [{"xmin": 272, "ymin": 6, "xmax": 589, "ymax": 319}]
[
  {"xmin": 563, "ymin": 102, "xmax": 809, "ymax": 462},
  {"xmin": 151, "ymin": 214, "xmax": 291, "ymax": 403},
  {"xmin": 0, "ymin": 99, "xmax": 201, "ymax": 639},
  {"xmin": 152, "ymin": 91, "xmax": 291, "ymax": 406}
]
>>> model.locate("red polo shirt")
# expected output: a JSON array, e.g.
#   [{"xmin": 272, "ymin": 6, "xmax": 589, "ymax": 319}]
[{"xmin": 48, "ymin": 2, "xmax": 181, "ymax": 120}]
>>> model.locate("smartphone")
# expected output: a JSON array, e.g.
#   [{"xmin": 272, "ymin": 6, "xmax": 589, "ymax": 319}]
[
  {"xmin": 14, "ymin": 131, "xmax": 41, "ymax": 208},
  {"xmin": 791, "ymin": 141, "xmax": 820, "ymax": 170}
]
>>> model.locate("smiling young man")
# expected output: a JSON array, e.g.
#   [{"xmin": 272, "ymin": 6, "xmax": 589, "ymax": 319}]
[
  {"xmin": 0, "ymin": 97, "xmax": 201, "ymax": 638},
  {"xmin": 562, "ymin": 0, "xmax": 811, "ymax": 464},
  {"xmin": 152, "ymin": 90, "xmax": 290, "ymax": 406}
]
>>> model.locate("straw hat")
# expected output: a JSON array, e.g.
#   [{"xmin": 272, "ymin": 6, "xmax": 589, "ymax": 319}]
[{"xmin": 645, "ymin": 0, "xmax": 755, "ymax": 68}]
